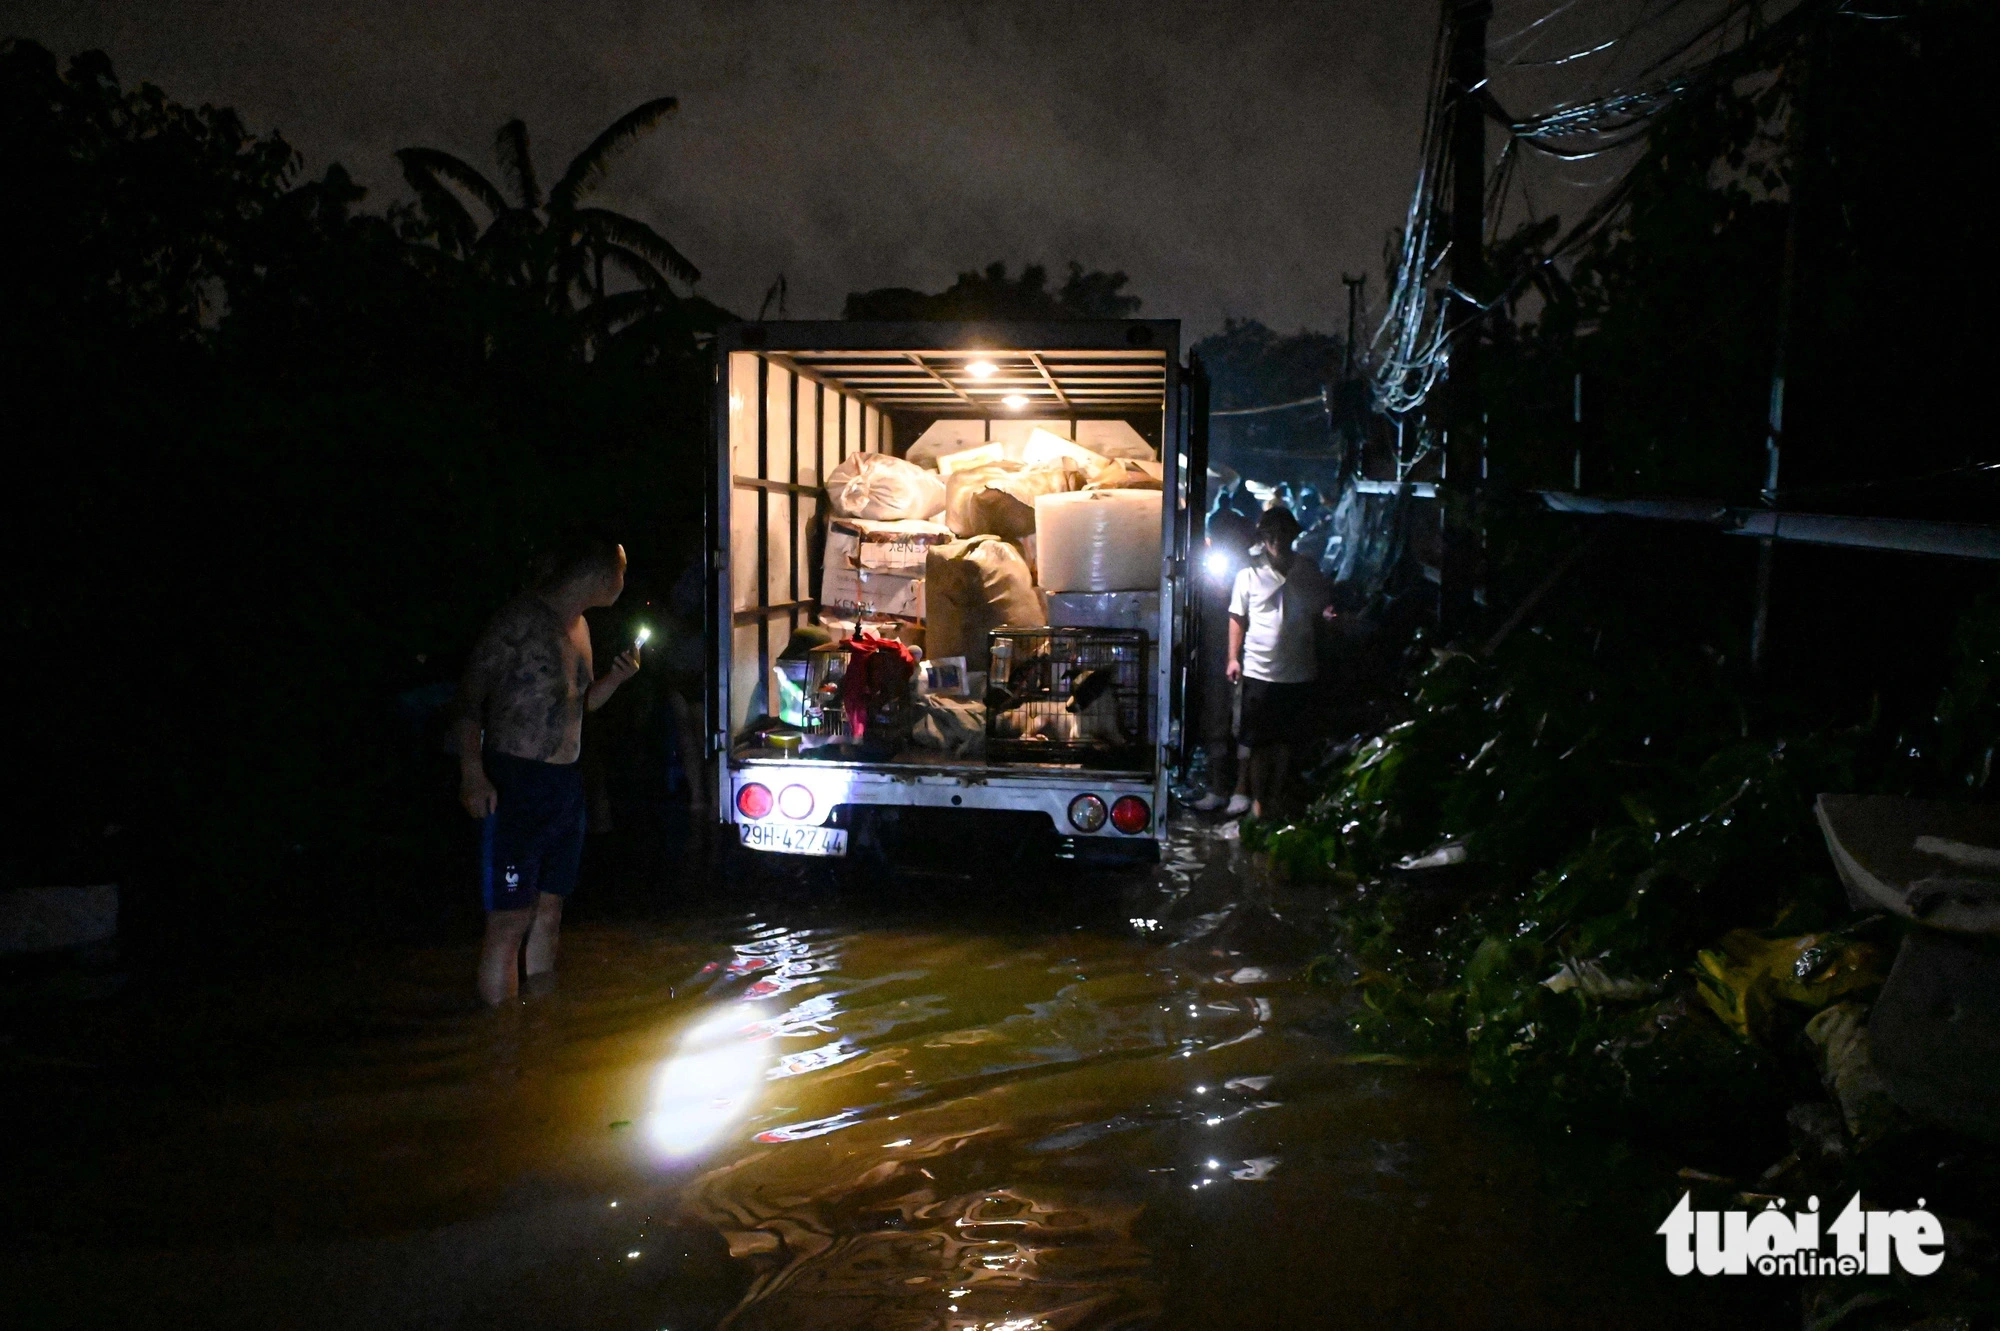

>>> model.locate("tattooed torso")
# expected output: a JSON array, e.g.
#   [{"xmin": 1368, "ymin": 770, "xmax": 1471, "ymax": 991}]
[{"xmin": 461, "ymin": 595, "xmax": 594, "ymax": 765}]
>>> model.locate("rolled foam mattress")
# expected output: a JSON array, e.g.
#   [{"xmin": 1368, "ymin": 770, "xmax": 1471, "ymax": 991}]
[{"xmin": 1033, "ymin": 489, "xmax": 1161, "ymax": 592}]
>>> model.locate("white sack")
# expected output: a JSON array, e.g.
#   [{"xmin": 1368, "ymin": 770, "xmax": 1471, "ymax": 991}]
[
  {"xmin": 1085, "ymin": 458, "xmax": 1165, "ymax": 490},
  {"xmin": 825, "ymin": 452, "xmax": 946, "ymax": 520},
  {"xmin": 1074, "ymin": 420, "xmax": 1156, "ymax": 461},
  {"xmin": 1024, "ymin": 427, "xmax": 1106, "ymax": 471}
]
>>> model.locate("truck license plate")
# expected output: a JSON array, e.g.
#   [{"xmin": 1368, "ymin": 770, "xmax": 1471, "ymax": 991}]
[{"xmin": 739, "ymin": 823, "xmax": 848, "ymax": 857}]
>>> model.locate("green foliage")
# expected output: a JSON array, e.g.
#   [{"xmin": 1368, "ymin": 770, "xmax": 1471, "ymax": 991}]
[
  {"xmin": 1275, "ymin": 617, "xmax": 1875, "ymax": 1137},
  {"xmin": 1277, "ymin": 578, "xmax": 2000, "ymax": 1155},
  {"xmin": 1, "ymin": 41, "xmax": 720, "ymax": 900}
]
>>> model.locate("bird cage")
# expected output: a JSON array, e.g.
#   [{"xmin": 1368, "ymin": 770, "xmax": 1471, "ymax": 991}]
[{"xmin": 984, "ymin": 627, "xmax": 1150, "ymax": 766}]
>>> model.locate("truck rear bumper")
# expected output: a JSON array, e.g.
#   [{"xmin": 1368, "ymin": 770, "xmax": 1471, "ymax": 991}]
[{"xmin": 726, "ymin": 759, "xmax": 1163, "ymax": 845}]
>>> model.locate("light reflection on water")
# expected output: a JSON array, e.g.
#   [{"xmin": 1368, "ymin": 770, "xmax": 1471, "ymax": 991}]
[
  {"xmin": 4, "ymin": 821, "xmax": 1777, "ymax": 1330},
  {"xmin": 645, "ymin": 1006, "xmax": 774, "ymax": 1157}
]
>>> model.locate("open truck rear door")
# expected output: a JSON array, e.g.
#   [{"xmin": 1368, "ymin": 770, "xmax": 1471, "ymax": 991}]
[{"xmin": 706, "ymin": 321, "xmax": 1193, "ymax": 866}]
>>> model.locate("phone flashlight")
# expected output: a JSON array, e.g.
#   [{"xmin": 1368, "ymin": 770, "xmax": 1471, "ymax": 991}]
[{"xmin": 634, "ymin": 626, "xmax": 653, "ymax": 649}]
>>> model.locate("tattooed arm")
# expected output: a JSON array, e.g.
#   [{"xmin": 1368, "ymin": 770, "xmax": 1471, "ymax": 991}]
[{"xmin": 453, "ymin": 622, "xmax": 508, "ymax": 818}]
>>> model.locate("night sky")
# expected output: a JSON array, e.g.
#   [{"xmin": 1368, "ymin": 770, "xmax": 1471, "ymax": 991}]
[{"xmin": 8, "ymin": 0, "xmax": 1434, "ymax": 337}]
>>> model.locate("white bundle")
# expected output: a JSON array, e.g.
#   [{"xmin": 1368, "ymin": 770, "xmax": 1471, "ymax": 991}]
[
  {"xmin": 1033, "ymin": 489, "xmax": 1162, "ymax": 592},
  {"xmin": 824, "ymin": 452, "xmax": 946, "ymax": 520},
  {"xmin": 1024, "ymin": 427, "xmax": 1106, "ymax": 471},
  {"xmin": 1074, "ymin": 420, "xmax": 1156, "ymax": 461}
]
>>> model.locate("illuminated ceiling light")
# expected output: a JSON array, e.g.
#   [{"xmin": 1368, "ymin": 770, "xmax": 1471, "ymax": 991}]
[
  {"xmin": 965, "ymin": 359, "xmax": 997, "ymax": 379},
  {"xmin": 1002, "ymin": 394, "xmax": 1030, "ymax": 410}
]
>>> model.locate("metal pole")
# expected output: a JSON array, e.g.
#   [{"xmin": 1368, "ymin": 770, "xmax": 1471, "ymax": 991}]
[
  {"xmin": 1751, "ymin": 17, "xmax": 1824, "ymax": 674},
  {"xmin": 1337, "ymin": 273, "xmax": 1367, "ymax": 486},
  {"xmin": 1572, "ymin": 371, "xmax": 1583, "ymax": 491},
  {"xmin": 1442, "ymin": 0, "xmax": 1491, "ymax": 636},
  {"xmin": 1342, "ymin": 272, "xmax": 1365, "ymax": 377}
]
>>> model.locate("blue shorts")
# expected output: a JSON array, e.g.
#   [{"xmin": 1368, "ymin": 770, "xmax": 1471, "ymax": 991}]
[{"xmin": 480, "ymin": 752, "xmax": 585, "ymax": 912}]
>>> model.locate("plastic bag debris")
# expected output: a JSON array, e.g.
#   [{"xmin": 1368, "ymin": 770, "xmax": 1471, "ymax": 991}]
[
  {"xmin": 1540, "ymin": 956, "xmax": 1659, "ymax": 1002},
  {"xmin": 1914, "ymin": 834, "xmax": 2000, "ymax": 872},
  {"xmin": 1693, "ymin": 929, "xmax": 1886, "ymax": 1041},
  {"xmin": 1803, "ymin": 1001, "xmax": 1901, "ymax": 1148},
  {"xmin": 1394, "ymin": 842, "xmax": 1467, "ymax": 871}
]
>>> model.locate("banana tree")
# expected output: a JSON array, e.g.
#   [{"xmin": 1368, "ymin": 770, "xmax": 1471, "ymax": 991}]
[{"xmin": 396, "ymin": 98, "xmax": 701, "ymax": 353}]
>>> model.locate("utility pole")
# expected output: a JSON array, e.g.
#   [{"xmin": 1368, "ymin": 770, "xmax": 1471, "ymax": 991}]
[
  {"xmin": 1441, "ymin": 0, "xmax": 1491, "ymax": 637},
  {"xmin": 1334, "ymin": 273, "xmax": 1368, "ymax": 485},
  {"xmin": 1341, "ymin": 272, "xmax": 1365, "ymax": 377}
]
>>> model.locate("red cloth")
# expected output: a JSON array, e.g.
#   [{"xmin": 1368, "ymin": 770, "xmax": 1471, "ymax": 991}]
[{"xmin": 838, "ymin": 631, "xmax": 916, "ymax": 740}]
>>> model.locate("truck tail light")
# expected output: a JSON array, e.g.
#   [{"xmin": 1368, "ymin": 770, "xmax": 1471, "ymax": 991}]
[
  {"xmin": 777, "ymin": 784, "xmax": 814, "ymax": 820},
  {"xmin": 1110, "ymin": 795, "xmax": 1151, "ymax": 835},
  {"xmin": 736, "ymin": 782, "xmax": 773, "ymax": 819},
  {"xmin": 1068, "ymin": 794, "xmax": 1108, "ymax": 833}
]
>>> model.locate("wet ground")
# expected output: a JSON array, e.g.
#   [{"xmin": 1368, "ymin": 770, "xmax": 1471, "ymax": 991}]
[{"xmin": 5, "ymin": 819, "xmax": 1780, "ymax": 1329}]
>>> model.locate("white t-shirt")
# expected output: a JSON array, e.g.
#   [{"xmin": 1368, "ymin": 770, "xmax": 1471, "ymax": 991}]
[{"xmin": 1228, "ymin": 558, "xmax": 1327, "ymax": 683}]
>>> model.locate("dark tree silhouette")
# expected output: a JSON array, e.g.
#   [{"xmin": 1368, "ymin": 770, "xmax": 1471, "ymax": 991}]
[
  {"xmin": 396, "ymin": 100, "xmax": 704, "ymax": 353},
  {"xmin": 844, "ymin": 261, "xmax": 1141, "ymax": 321}
]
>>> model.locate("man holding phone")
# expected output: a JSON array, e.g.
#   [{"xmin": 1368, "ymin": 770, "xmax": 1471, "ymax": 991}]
[{"xmin": 454, "ymin": 535, "xmax": 641, "ymax": 1006}]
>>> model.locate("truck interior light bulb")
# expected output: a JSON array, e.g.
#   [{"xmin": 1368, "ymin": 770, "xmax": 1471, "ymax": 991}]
[
  {"xmin": 1203, "ymin": 550, "xmax": 1232, "ymax": 579},
  {"xmin": 966, "ymin": 359, "xmax": 997, "ymax": 379}
]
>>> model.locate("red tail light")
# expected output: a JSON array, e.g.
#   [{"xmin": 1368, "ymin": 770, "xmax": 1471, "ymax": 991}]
[
  {"xmin": 1110, "ymin": 796, "xmax": 1151, "ymax": 835},
  {"xmin": 736, "ymin": 782, "xmax": 773, "ymax": 819}
]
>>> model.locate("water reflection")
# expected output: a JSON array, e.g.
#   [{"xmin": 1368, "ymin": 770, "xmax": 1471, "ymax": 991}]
[
  {"xmin": 7, "ymin": 820, "xmax": 1778, "ymax": 1331},
  {"xmin": 646, "ymin": 1006, "xmax": 775, "ymax": 1157}
]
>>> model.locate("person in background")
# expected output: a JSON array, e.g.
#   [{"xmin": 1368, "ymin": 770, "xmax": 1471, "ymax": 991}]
[
  {"xmin": 1193, "ymin": 502, "xmax": 1257, "ymax": 814},
  {"xmin": 1225, "ymin": 505, "xmax": 1336, "ymax": 820},
  {"xmin": 454, "ymin": 535, "xmax": 640, "ymax": 1006}
]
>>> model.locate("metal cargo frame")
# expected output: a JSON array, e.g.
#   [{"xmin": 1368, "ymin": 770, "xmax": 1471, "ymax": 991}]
[{"xmin": 706, "ymin": 320, "xmax": 1206, "ymax": 855}]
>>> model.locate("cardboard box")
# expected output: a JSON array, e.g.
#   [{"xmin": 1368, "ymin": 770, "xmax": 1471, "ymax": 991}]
[
  {"xmin": 821, "ymin": 518, "xmax": 949, "ymax": 625},
  {"xmin": 822, "ymin": 562, "xmax": 926, "ymax": 622},
  {"xmin": 828, "ymin": 517, "xmax": 955, "ymax": 573}
]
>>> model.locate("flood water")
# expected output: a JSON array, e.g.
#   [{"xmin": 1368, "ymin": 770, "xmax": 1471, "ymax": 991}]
[{"xmin": 7, "ymin": 820, "xmax": 1777, "ymax": 1329}]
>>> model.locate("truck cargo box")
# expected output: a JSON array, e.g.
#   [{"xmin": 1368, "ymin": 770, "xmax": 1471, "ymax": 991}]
[{"xmin": 708, "ymin": 321, "xmax": 1207, "ymax": 861}]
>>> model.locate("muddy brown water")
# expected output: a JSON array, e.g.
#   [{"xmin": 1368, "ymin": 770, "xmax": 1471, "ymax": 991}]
[{"xmin": 5, "ymin": 821, "xmax": 1779, "ymax": 1329}]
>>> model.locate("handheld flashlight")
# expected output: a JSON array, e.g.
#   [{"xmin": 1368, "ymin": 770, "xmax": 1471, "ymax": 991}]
[{"xmin": 634, "ymin": 626, "xmax": 653, "ymax": 650}]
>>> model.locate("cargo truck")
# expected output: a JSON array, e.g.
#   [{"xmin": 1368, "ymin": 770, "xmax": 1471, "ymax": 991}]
[{"xmin": 708, "ymin": 320, "xmax": 1208, "ymax": 866}]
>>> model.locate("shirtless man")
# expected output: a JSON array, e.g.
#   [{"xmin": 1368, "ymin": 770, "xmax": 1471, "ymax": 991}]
[{"xmin": 455, "ymin": 536, "xmax": 640, "ymax": 1005}]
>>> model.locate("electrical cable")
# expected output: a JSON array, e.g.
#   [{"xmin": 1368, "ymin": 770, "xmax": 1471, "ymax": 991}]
[
  {"xmin": 1211, "ymin": 395, "xmax": 1326, "ymax": 418},
  {"xmin": 1367, "ymin": 0, "xmax": 1827, "ymax": 418}
]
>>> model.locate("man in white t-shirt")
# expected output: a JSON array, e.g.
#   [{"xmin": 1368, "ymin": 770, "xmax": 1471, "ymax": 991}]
[{"xmin": 1226, "ymin": 505, "xmax": 1335, "ymax": 818}]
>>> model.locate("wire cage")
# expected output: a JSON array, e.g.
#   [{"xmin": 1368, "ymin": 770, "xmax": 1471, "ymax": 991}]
[{"xmin": 984, "ymin": 627, "xmax": 1151, "ymax": 767}]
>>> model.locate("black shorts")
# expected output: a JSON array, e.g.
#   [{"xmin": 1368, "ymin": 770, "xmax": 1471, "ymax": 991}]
[
  {"xmin": 1239, "ymin": 678, "xmax": 1316, "ymax": 747},
  {"xmin": 480, "ymin": 752, "xmax": 585, "ymax": 912}
]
